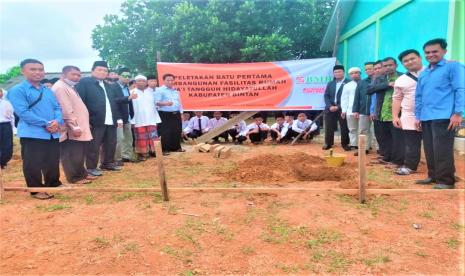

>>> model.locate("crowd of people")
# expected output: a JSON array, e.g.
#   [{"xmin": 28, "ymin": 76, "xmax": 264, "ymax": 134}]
[
  {"xmin": 322, "ymin": 38, "xmax": 464, "ymax": 190},
  {"xmin": 0, "ymin": 38, "xmax": 463, "ymax": 200}
]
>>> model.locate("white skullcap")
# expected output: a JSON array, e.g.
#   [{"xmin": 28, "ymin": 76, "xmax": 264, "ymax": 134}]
[
  {"xmin": 348, "ymin": 67, "xmax": 361, "ymax": 74},
  {"xmin": 134, "ymin": 75, "xmax": 147, "ymax": 81}
]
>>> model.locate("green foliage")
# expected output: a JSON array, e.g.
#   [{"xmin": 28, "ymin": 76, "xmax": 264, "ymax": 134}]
[
  {"xmin": 0, "ymin": 66, "xmax": 21, "ymax": 84},
  {"xmin": 92, "ymin": 0, "xmax": 335, "ymax": 73}
]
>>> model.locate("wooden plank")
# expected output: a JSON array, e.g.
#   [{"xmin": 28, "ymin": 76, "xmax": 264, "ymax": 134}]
[
  {"xmin": 3, "ymin": 186, "xmax": 462, "ymax": 195},
  {"xmin": 155, "ymin": 140, "xmax": 169, "ymax": 201},
  {"xmin": 358, "ymin": 135, "xmax": 367, "ymax": 203},
  {"xmin": 195, "ymin": 111, "xmax": 257, "ymax": 144}
]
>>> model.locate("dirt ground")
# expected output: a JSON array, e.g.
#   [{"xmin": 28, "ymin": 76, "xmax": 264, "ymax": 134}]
[{"xmin": 1, "ymin": 138, "xmax": 464, "ymax": 275}]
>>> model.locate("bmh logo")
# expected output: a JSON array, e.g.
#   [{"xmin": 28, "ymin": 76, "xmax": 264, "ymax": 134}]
[{"xmin": 295, "ymin": 75, "xmax": 332, "ymax": 84}]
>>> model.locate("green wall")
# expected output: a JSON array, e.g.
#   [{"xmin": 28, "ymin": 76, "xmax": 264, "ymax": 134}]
[{"xmin": 337, "ymin": 0, "xmax": 454, "ymax": 73}]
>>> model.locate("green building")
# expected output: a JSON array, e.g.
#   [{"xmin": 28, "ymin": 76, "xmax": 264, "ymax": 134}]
[{"xmin": 320, "ymin": 0, "xmax": 464, "ymax": 70}]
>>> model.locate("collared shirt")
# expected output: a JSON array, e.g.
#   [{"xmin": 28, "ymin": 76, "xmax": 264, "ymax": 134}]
[
  {"xmin": 7, "ymin": 80, "xmax": 63, "ymax": 139},
  {"xmin": 393, "ymin": 68, "xmax": 424, "ymax": 130},
  {"xmin": 154, "ymin": 85, "xmax": 183, "ymax": 112},
  {"xmin": 292, "ymin": 119, "xmax": 317, "ymax": 133},
  {"xmin": 270, "ymin": 122, "xmax": 288, "ymax": 137},
  {"xmin": 52, "ymin": 79, "xmax": 92, "ymax": 141},
  {"xmin": 231, "ymin": 120, "xmax": 247, "ymax": 136},
  {"xmin": 0, "ymin": 97, "xmax": 14, "ymax": 127},
  {"xmin": 246, "ymin": 122, "xmax": 270, "ymax": 133},
  {"xmin": 210, "ymin": 117, "xmax": 228, "ymax": 129},
  {"xmin": 184, "ymin": 115, "xmax": 210, "ymax": 133},
  {"xmin": 340, "ymin": 80, "xmax": 358, "ymax": 115},
  {"xmin": 416, "ymin": 59, "xmax": 465, "ymax": 120},
  {"xmin": 99, "ymin": 81, "xmax": 114, "ymax": 125},
  {"xmin": 335, "ymin": 79, "xmax": 344, "ymax": 102},
  {"xmin": 370, "ymin": 94, "xmax": 377, "ymax": 116},
  {"xmin": 118, "ymin": 81, "xmax": 130, "ymax": 97},
  {"xmin": 182, "ymin": 119, "xmax": 189, "ymax": 130},
  {"xmin": 131, "ymin": 88, "xmax": 161, "ymax": 127},
  {"xmin": 380, "ymin": 73, "xmax": 400, "ymax": 122}
]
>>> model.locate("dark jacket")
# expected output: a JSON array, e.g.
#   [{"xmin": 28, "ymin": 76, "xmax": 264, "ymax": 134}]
[
  {"xmin": 112, "ymin": 82, "xmax": 134, "ymax": 124},
  {"xmin": 76, "ymin": 77, "xmax": 122, "ymax": 127},
  {"xmin": 323, "ymin": 78, "xmax": 350, "ymax": 111},
  {"xmin": 367, "ymin": 71, "xmax": 403, "ymax": 118},
  {"xmin": 352, "ymin": 76, "xmax": 373, "ymax": 115}
]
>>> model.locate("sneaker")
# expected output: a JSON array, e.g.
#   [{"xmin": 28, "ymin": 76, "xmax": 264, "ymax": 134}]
[
  {"xmin": 395, "ymin": 167, "xmax": 415, "ymax": 175},
  {"xmin": 87, "ymin": 169, "xmax": 103, "ymax": 177},
  {"xmin": 99, "ymin": 165, "xmax": 122, "ymax": 171},
  {"xmin": 115, "ymin": 160, "xmax": 124, "ymax": 166},
  {"xmin": 433, "ymin": 183, "xmax": 455, "ymax": 189}
]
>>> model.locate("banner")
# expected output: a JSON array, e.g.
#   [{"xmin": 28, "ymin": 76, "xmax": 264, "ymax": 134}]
[{"xmin": 157, "ymin": 58, "xmax": 336, "ymax": 111}]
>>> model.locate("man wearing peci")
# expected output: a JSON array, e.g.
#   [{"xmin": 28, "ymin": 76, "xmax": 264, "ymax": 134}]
[
  {"xmin": 76, "ymin": 61, "xmax": 124, "ymax": 176},
  {"xmin": 322, "ymin": 65, "xmax": 350, "ymax": 151}
]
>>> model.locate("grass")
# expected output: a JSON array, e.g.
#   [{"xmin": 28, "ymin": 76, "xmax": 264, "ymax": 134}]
[
  {"xmin": 211, "ymin": 219, "xmax": 234, "ymax": 240},
  {"xmin": 54, "ymin": 193, "xmax": 71, "ymax": 202},
  {"xmin": 415, "ymin": 251, "xmax": 428, "ymax": 258},
  {"xmin": 112, "ymin": 192, "xmax": 137, "ymax": 202},
  {"xmin": 36, "ymin": 204, "xmax": 72, "ymax": 212},
  {"xmin": 361, "ymin": 254, "xmax": 391, "ymax": 267},
  {"xmin": 93, "ymin": 237, "xmax": 111, "ymax": 248},
  {"xmin": 446, "ymin": 238, "xmax": 459, "ymax": 250},
  {"xmin": 161, "ymin": 246, "xmax": 193, "ymax": 264},
  {"xmin": 327, "ymin": 251, "xmax": 351, "ymax": 273},
  {"xmin": 419, "ymin": 211, "xmax": 434, "ymax": 219},
  {"xmin": 367, "ymin": 167, "xmax": 405, "ymax": 188},
  {"xmin": 335, "ymin": 194, "xmax": 388, "ymax": 217},
  {"xmin": 84, "ymin": 195, "xmax": 94, "ymax": 205},
  {"xmin": 240, "ymin": 246, "xmax": 255, "ymax": 255},
  {"xmin": 451, "ymin": 222, "xmax": 464, "ymax": 231},
  {"xmin": 261, "ymin": 216, "xmax": 293, "ymax": 244},
  {"xmin": 122, "ymin": 242, "xmax": 139, "ymax": 253},
  {"xmin": 175, "ymin": 218, "xmax": 206, "ymax": 246},
  {"xmin": 276, "ymin": 263, "xmax": 300, "ymax": 273},
  {"xmin": 306, "ymin": 228, "xmax": 341, "ymax": 249}
]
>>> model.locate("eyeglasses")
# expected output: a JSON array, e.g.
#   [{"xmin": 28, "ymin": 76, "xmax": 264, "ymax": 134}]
[{"xmin": 121, "ymin": 73, "xmax": 131, "ymax": 78}]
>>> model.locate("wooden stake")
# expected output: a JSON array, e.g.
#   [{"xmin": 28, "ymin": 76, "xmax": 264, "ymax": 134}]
[
  {"xmin": 358, "ymin": 134, "xmax": 367, "ymax": 203},
  {"xmin": 0, "ymin": 166, "xmax": 4, "ymax": 202},
  {"xmin": 155, "ymin": 139, "xmax": 169, "ymax": 201}
]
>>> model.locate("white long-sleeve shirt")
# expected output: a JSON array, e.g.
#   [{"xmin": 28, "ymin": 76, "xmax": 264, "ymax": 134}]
[
  {"xmin": 0, "ymin": 97, "xmax": 15, "ymax": 128},
  {"xmin": 209, "ymin": 117, "xmax": 228, "ymax": 129},
  {"xmin": 184, "ymin": 115, "xmax": 211, "ymax": 134},
  {"xmin": 340, "ymin": 80, "xmax": 358, "ymax": 115},
  {"xmin": 246, "ymin": 122, "xmax": 270, "ymax": 134},
  {"xmin": 270, "ymin": 122, "xmax": 288, "ymax": 137},
  {"xmin": 292, "ymin": 119, "xmax": 317, "ymax": 133},
  {"xmin": 230, "ymin": 120, "xmax": 247, "ymax": 136},
  {"xmin": 131, "ymin": 88, "xmax": 162, "ymax": 127}
]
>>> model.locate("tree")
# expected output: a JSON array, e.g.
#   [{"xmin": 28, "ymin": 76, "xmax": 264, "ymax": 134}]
[
  {"xmin": 92, "ymin": 0, "xmax": 335, "ymax": 74},
  {"xmin": 0, "ymin": 66, "xmax": 21, "ymax": 84}
]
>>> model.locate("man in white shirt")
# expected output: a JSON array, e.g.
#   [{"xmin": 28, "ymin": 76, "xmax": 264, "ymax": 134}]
[
  {"xmin": 246, "ymin": 114, "xmax": 270, "ymax": 144},
  {"xmin": 292, "ymin": 112, "xmax": 318, "ymax": 141},
  {"xmin": 184, "ymin": 111, "xmax": 211, "ymax": 139},
  {"xmin": 181, "ymin": 112, "xmax": 191, "ymax": 141},
  {"xmin": 130, "ymin": 75, "xmax": 162, "ymax": 160},
  {"xmin": 210, "ymin": 111, "xmax": 229, "ymax": 142},
  {"xmin": 228, "ymin": 112, "xmax": 247, "ymax": 144},
  {"xmin": 341, "ymin": 67, "xmax": 362, "ymax": 149},
  {"xmin": 269, "ymin": 114, "xmax": 288, "ymax": 143},
  {"xmin": 0, "ymin": 88, "xmax": 14, "ymax": 169}
]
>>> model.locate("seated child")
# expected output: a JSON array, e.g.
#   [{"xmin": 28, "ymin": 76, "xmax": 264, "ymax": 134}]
[
  {"xmin": 227, "ymin": 112, "xmax": 248, "ymax": 144},
  {"xmin": 269, "ymin": 114, "xmax": 288, "ymax": 143},
  {"xmin": 209, "ymin": 111, "xmax": 229, "ymax": 142},
  {"xmin": 246, "ymin": 114, "xmax": 270, "ymax": 144},
  {"xmin": 291, "ymin": 112, "xmax": 318, "ymax": 141},
  {"xmin": 181, "ymin": 112, "xmax": 191, "ymax": 141},
  {"xmin": 183, "ymin": 111, "xmax": 211, "ymax": 139}
]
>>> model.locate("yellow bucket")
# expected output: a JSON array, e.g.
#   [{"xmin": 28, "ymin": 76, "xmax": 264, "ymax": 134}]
[{"xmin": 324, "ymin": 149, "xmax": 346, "ymax": 167}]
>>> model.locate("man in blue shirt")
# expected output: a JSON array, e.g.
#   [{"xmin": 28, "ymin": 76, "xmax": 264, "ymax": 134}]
[
  {"xmin": 8, "ymin": 59, "xmax": 63, "ymax": 200},
  {"xmin": 415, "ymin": 38, "xmax": 465, "ymax": 189},
  {"xmin": 154, "ymin": 73, "xmax": 184, "ymax": 153}
]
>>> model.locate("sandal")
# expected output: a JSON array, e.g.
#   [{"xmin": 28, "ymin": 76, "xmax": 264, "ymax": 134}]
[{"xmin": 31, "ymin": 192, "xmax": 54, "ymax": 200}]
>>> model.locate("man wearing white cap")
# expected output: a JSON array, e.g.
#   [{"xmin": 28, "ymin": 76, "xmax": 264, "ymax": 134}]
[
  {"xmin": 131, "ymin": 75, "xmax": 162, "ymax": 160},
  {"xmin": 341, "ymin": 67, "xmax": 362, "ymax": 149}
]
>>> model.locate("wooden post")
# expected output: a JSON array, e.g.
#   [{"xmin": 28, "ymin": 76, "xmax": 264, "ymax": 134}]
[
  {"xmin": 154, "ymin": 139, "xmax": 169, "ymax": 201},
  {"xmin": 358, "ymin": 135, "xmax": 367, "ymax": 203},
  {"xmin": 0, "ymin": 166, "xmax": 4, "ymax": 202}
]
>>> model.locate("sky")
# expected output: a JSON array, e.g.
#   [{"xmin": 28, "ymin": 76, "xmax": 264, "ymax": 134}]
[{"xmin": 0, "ymin": 0, "xmax": 124, "ymax": 73}]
